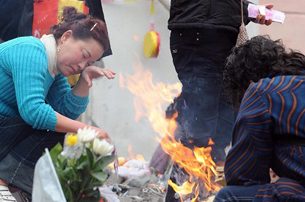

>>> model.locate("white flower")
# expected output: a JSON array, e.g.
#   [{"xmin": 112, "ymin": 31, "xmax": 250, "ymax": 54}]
[
  {"xmin": 77, "ymin": 127, "xmax": 98, "ymax": 143},
  {"xmin": 93, "ymin": 138, "xmax": 114, "ymax": 156},
  {"xmin": 61, "ymin": 133, "xmax": 84, "ymax": 159},
  {"xmin": 61, "ymin": 144, "xmax": 83, "ymax": 159}
]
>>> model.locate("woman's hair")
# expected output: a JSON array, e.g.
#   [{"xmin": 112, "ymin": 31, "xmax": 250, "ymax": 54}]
[
  {"xmin": 224, "ymin": 35, "xmax": 305, "ymax": 106},
  {"xmin": 50, "ymin": 7, "xmax": 110, "ymax": 52}
]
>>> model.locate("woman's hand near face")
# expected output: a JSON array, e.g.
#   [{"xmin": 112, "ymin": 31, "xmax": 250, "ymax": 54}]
[
  {"xmin": 72, "ymin": 66, "xmax": 115, "ymax": 97},
  {"xmin": 81, "ymin": 66, "xmax": 116, "ymax": 87}
]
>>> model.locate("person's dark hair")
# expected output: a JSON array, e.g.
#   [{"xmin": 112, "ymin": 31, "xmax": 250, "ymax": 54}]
[
  {"xmin": 224, "ymin": 35, "xmax": 305, "ymax": 107},
  {"xmin": 50, "ymin": 7, "xmax": 110, "ymax": 52}
]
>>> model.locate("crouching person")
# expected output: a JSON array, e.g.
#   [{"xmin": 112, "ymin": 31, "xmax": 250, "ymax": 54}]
[
  {"xmin": 214, "ymin": 36, "xmax": 305, "ymax": 201},
  {"xmin": 0, "ymin": 7, "xmax": 115, "ymax": 201}
]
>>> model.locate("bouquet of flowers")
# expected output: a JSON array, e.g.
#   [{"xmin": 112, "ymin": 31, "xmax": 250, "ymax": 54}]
[{"xmin": 49, "ymin": 128, "xmax": 115, "ymax": 202}]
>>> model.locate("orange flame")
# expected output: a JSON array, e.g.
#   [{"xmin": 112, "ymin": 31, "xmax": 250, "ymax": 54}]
[
  {"xmin": 168, "ymin": 179, "xmax": 195, "ymax": 196},
  {"xmin": 120, "ymin": 61, "xmax": 220, "ymax": 201},
  {"xmin": 119, "ymin": 61, "xmax": 181, "ymax": 140}
]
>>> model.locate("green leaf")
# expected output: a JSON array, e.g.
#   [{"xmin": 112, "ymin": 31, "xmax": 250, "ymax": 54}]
[
  {"xmin": 79, "ymin": 173, "xmax": 92, "ymax": 192},
  {"xmin": 64, "ymin": 185, "xmax": 74, "ymax": 202},
  {"xmin": 62, "ymin": 167, "xmax": 76, "ymax": 180},
  {"xmin": 49, "ymin": 143, "xmax": 63, "ymax": 162},
  {"xmin": 94, "ymin": 155, "xmax": 115, "ymax": 171},
  {"xmin": 56, "ymin": 168, "xmax": 67, "ymax": 182},
  {"xmin": 90, "ymin": 171, "xmax": 108, "ymax": 183},
  {"xmin": 86, "ymin": 148, "xmax": 94, "ymax": 167},
  {"xmin": 69, "ymin": 180, "xmax": 82, "ymax": 194},
  {"xmin": 76, "ymin": 158, "xmax": 89, "ymax": 170}
]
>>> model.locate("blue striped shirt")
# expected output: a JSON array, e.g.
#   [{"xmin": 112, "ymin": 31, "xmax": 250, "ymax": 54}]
[{"xmin": 225, "ymin": 75, "xmax": 305, "ymax": 201}]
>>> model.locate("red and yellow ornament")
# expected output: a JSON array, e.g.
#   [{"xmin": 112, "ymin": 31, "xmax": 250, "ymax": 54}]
[{"xmin": 143, "ymin": 30, "xmax": 160, "ymax": 58}]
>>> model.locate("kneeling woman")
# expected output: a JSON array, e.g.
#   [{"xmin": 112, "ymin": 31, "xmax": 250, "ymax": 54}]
[{"xmin": 0, "ymin": 7, "xmax": 115, "ymax": 201}]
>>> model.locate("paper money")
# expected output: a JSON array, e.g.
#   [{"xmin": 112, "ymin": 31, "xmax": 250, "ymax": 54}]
[{"xmin": 248, "ymin": 4, "xmax": 286, "ymax": 24}]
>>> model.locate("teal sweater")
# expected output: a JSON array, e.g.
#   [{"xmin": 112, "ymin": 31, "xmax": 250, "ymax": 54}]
[{"xmin": 0, "ymin": 36, "xmax": 89, "ymax": 130}]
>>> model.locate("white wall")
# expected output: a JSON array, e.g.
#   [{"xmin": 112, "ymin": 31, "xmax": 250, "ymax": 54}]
[
  {"xmin": 247, "ymin": 0, "xmax": 259, "ymax": 37},
  {"xmin": 90, "ymin": 0, "xmax": 178, "ymax": 159}
]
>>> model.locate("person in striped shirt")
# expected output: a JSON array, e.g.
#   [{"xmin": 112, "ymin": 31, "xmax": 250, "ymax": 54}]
[{"xmin": 214, "ymin": 36, "xmax": 305, "ymax": 201}]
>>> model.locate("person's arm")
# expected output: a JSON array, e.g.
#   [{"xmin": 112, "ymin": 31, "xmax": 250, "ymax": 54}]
[
  {"xmin": 47, "ymin": 78, "xmax": 109, "ymax": 138},
  {"xmin": 48, "ymin": 66, "xmax": 115, "ymax": 138},
  {"xmin": 55, "ymin": 112, "xmax": 109, "ymax": 138},
  {"xmin": 10, "ymin": 41, "xmax": 58, "ymax": 129},
  {"xmin": 224, "ymin": 80, "xmax": 273, "ymax": 186},
  {"xmin": 46, "ymin": 75, "xmax": 89, "ymax": 120},
  {"xmin": 47, "ymin": 66, "xmax": 115, "ymax": 119}
]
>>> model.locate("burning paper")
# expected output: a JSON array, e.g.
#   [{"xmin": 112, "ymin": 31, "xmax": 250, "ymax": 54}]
[{"xmin": 120, "ymin": 61, "xmax": 221, "ymax": 201}]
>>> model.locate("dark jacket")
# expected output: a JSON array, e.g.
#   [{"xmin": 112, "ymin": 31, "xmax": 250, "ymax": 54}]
[
  {"xmin": 225, "ymin": 76, "xmax": 305, "ymax": 201},
  {"xmin": 168, "ymin": 0, "xmax": 251, "ymax": 33},
  {"xmin": 0, "ymin": 0, "xmax": 33, "ymax": 41}
]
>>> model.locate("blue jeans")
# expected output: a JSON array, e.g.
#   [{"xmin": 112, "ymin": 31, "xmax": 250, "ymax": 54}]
[
  {"xmin": 214, "ymin": 185, "xmax": 261, "ymax": 202},
  {"xmin": 0, "ymin": 116, "xmax": 65, "ymax": 194}
]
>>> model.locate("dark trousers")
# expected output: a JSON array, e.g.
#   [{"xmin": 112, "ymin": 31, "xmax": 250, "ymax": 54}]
[
  {"xmin": 214, "ymin": 178, "xmax": 305, "ymax": 202},
  {"xmin": 170, "ymin": 28, "xmax": 236, "ymax": 162},
  {"xmin": 0, "ymin": 116, "xmax": 65, "ymax": 194},
  {"xmin": 165, "ymin": 28, "xmax": 236, "ymax": 201},
  {"xmin": 214, "ymin": 185, "xmax": 261, "ymax": 202},
  {"xmin": 175, "ymin": 77, "xmax": 235, "ymax": 162}
]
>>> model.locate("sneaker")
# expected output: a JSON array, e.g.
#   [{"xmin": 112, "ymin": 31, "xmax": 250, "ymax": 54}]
[{"xmin": 0, "ymin": 185, "xmax": 16, "ymax": 202}]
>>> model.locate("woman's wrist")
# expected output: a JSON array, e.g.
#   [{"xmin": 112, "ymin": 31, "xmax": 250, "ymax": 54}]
[{"xmin": 72, "ymin": 76, "xmax": 90, "ymax": 97}]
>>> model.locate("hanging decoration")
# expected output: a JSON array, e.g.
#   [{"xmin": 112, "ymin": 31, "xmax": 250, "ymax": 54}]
[{"xmin": 143, "ymin": 0, "xmax": 160, "ymax": 58}]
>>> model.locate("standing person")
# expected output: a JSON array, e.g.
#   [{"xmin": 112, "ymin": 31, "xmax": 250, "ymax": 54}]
[
  {"xmin": 0, "ymin": 7, "xmax": 115, "ymax": 201},
  {"xmin": 214, "ymin": 36, "xmax": 305, "ymax": 201},
  {"xmin": 165, "ymin": 1, "xmax": 273, "ymax": 201}
]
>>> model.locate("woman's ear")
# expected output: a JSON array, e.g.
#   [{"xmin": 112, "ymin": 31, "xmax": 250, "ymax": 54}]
[{"xmin": 61, "ymin": 30, "xmax": 73, "ymax": 42}]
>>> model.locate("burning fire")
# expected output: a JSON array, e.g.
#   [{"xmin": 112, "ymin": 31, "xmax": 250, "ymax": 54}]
[{"xmin": 120, "ymin": 61, "xmax": 220, "ymax": 201}]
